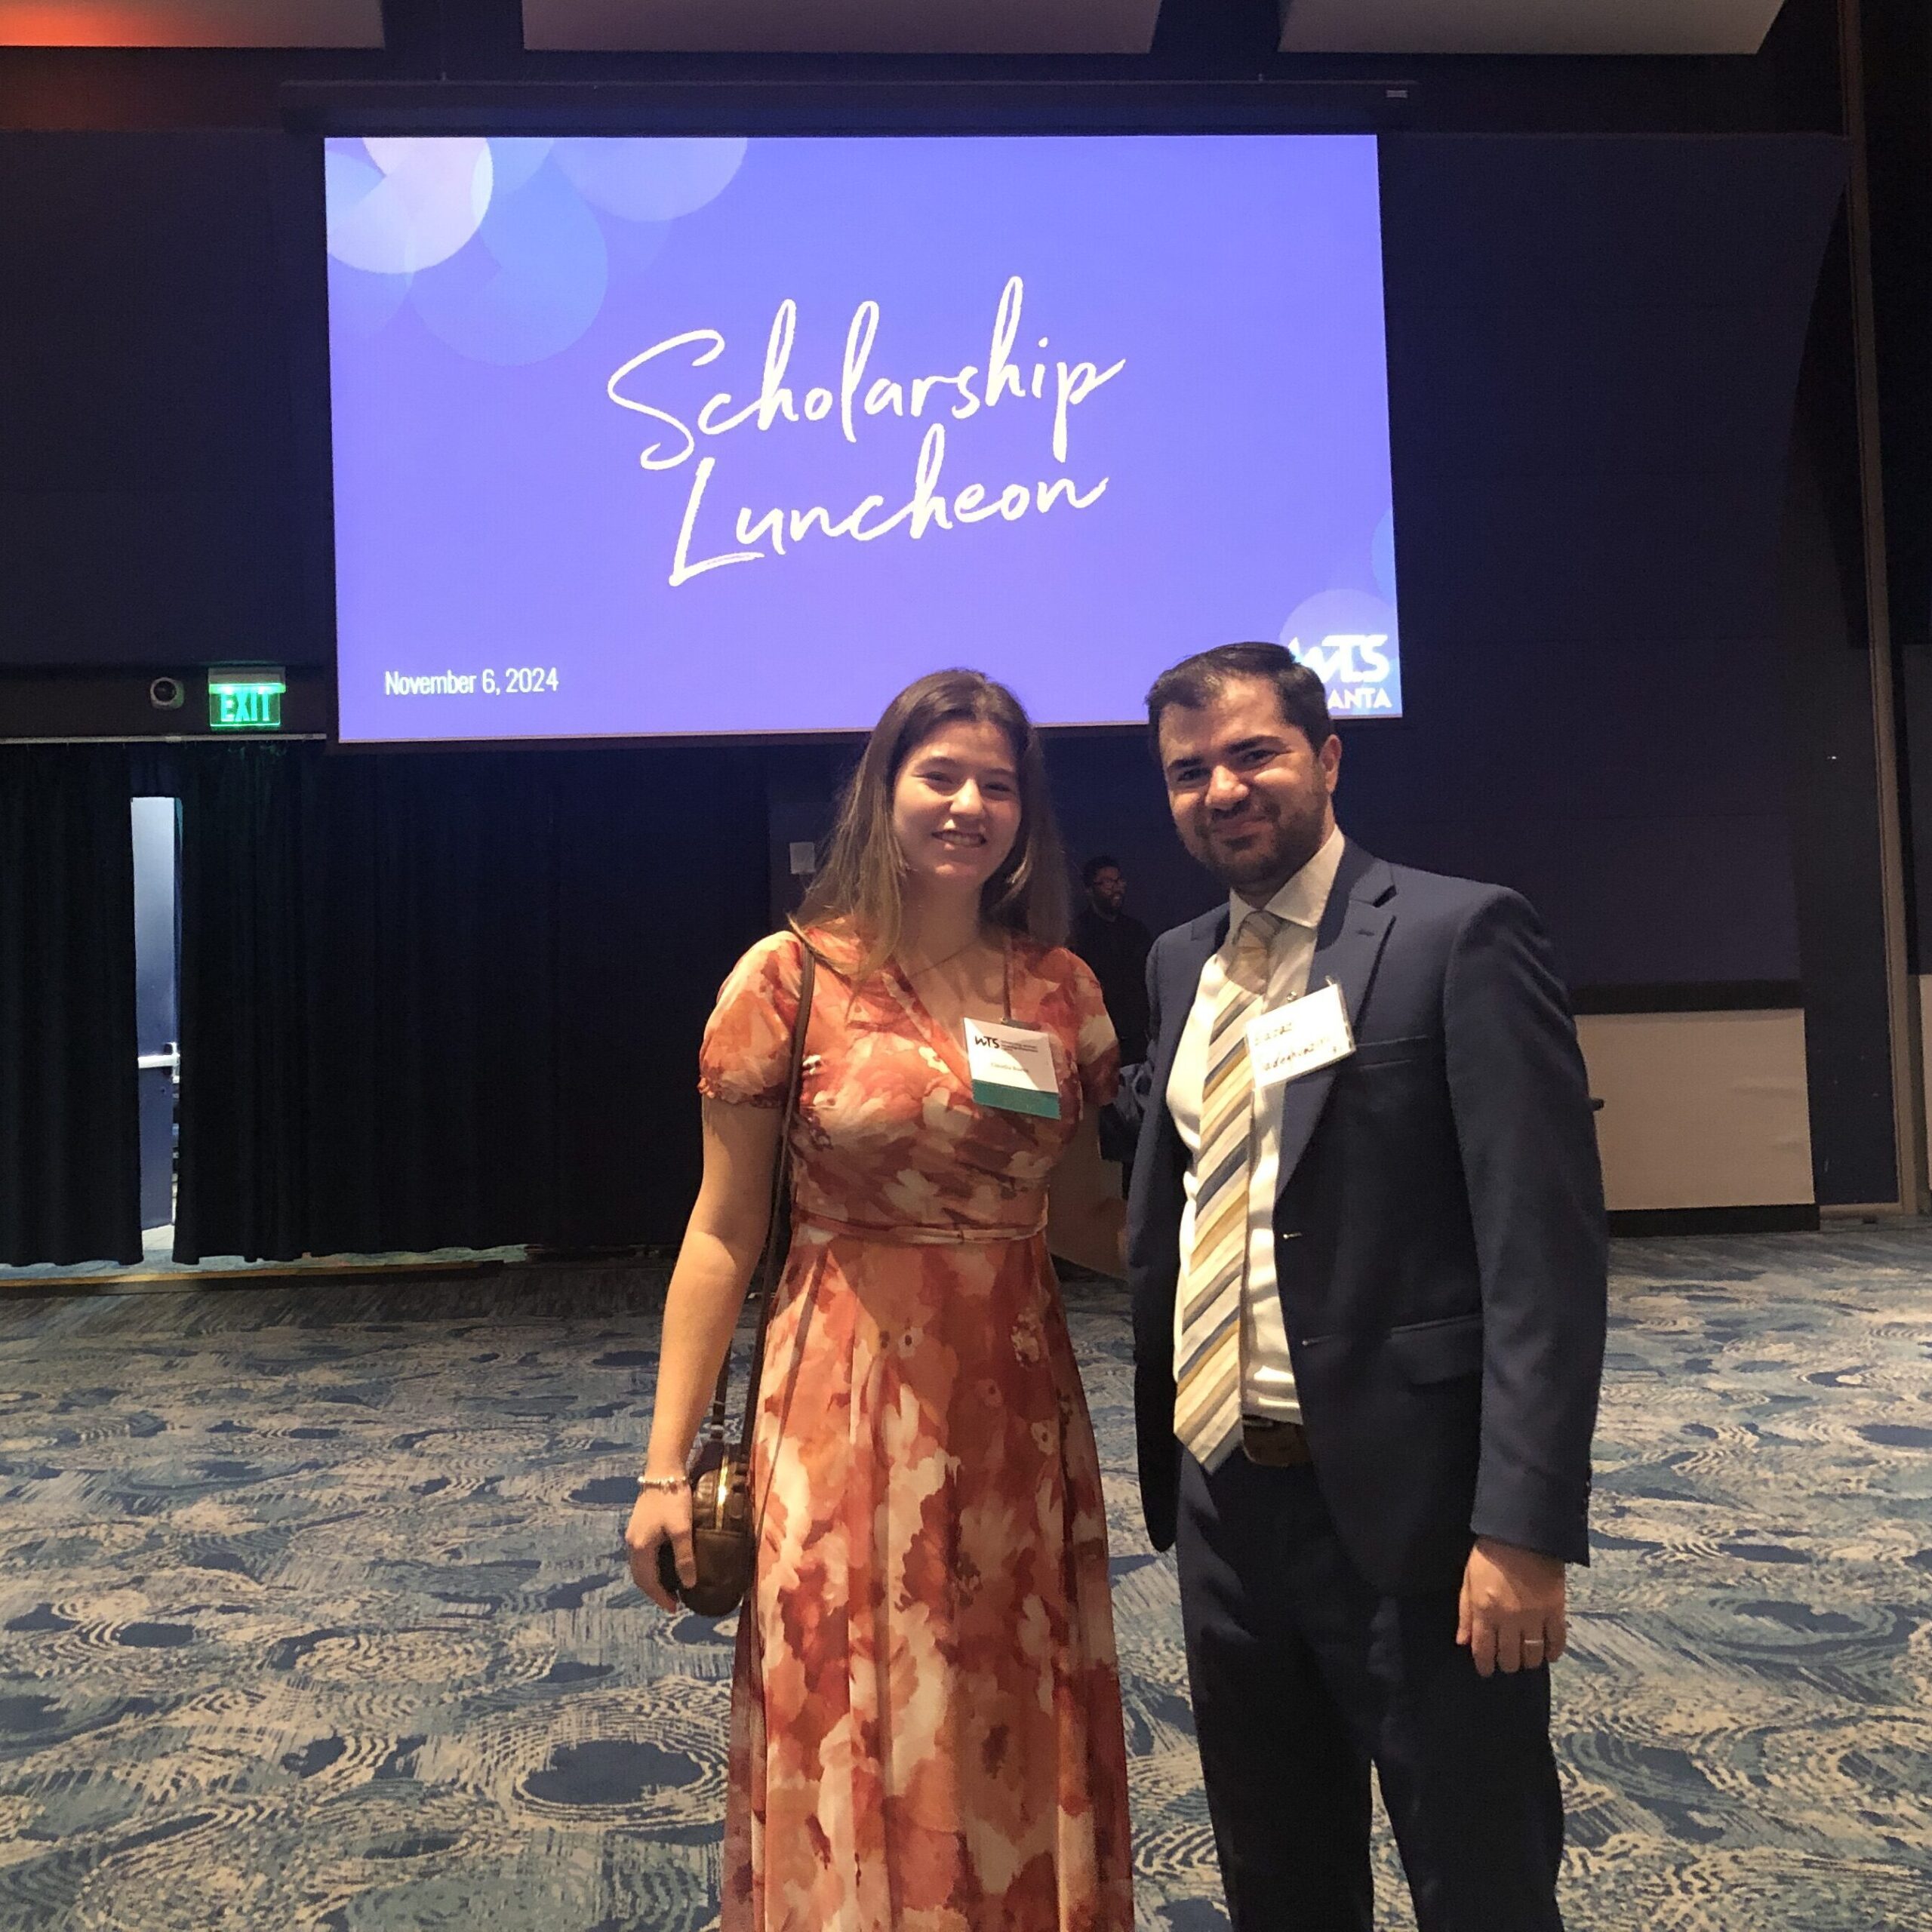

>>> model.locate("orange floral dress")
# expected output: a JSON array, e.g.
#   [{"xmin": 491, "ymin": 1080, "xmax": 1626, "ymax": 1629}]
[{"xmin": 697, "ymin": 925, "xmax": 1134, "ymax": 1932}]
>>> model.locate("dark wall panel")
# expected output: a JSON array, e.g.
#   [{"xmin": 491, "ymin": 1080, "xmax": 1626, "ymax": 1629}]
[
  {"xmin": 0, "ymin": 134, "xmax": 326, "ymax": 671},
  {"xmin": 1777, "ymin": 215, "xmax": 1903, "ymax": 1211},
  {"xmin": 1054, "ymin": 137, "xmax": 1846, "ymax": 994},
  {"xmin": 1358, "ymin": 134, "xmax": 1844, "ymax": 989}
]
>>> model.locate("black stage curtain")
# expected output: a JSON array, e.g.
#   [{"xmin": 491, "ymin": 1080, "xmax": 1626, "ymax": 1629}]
[
  {"xmin": 174, "ymin": 742, "xmax": 768, "ymax": 1263},
  {"xmin": 0, "ymin": 744, "xmax": 141, "ymax": 1265}
]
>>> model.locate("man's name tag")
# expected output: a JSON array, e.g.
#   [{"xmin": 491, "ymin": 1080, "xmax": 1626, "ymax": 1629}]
[
  {"xmin": 965, "ymin": 1019, "xmax": 1063, "ymax": 1119},
  {"xmin": 1247, "ymin": 981, "xmax": 1355, "ymax": 1092}
]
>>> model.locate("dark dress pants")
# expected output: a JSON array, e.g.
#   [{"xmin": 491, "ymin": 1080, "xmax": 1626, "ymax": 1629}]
[{"xmin": 1176, "ymin": 1449, "xmax": 1565, "ymax": 1932}]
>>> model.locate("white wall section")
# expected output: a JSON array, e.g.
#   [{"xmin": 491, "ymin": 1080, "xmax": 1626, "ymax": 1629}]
[{"xmin": 1578, "ymin": 1009, "xmax": 1814, "ymax": 1212}]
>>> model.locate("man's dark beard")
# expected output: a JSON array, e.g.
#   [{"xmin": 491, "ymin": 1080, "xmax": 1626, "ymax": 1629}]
[{"xmin": 1200, "ymin": 798, "xmax": 1327, "ymax": 894}]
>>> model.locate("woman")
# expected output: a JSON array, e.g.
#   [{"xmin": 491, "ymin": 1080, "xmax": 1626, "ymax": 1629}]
[{"xmin": 626, "ymin": 669, "xmax": 1134, "ymax": 1931}]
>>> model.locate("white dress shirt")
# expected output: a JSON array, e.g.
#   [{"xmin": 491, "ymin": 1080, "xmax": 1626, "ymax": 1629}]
[{"xmin": 1168, "ymin": 825, "xmax": 1346, "ymax": 1422}]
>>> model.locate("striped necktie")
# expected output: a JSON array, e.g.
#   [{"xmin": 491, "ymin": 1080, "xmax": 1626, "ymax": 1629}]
[{"xmin": 1174, "ymin": 909, "xmax": 1285, "ymax": 1472}]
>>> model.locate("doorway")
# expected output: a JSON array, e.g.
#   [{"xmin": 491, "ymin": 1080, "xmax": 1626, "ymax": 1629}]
[{"xmin": 131, "ymin": 795, "xmax": 180, "ymax": 1253}]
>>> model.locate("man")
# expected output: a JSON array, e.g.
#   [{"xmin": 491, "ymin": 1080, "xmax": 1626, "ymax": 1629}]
[
  {"xmin": 1070, "ymin": 855, "xmax": 1155, "ymax": 1066},
  {"xmin": 1125, "ymin": 643, "xmax": 1607, "ymax": 1932}
]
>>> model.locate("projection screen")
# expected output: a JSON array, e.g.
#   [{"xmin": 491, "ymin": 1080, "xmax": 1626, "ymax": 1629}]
[{"xmin": 324, "ymin": 134, "xmax": 1402, "ymax": 742}]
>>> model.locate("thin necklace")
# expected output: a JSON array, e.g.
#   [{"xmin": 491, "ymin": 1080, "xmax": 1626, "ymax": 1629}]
[{"xmin": 898, "ymin": 932, "xmax": 984, "ymax": 977}]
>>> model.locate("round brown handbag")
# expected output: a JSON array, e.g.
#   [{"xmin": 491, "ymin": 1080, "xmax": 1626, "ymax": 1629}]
[
  {"xmin": 655, "ymin": 940, "xmax": 815, "ymax": 1618},
  {"xmin": 657, "ymin": 1438, "xmax": 754, "ymax": 1617}
]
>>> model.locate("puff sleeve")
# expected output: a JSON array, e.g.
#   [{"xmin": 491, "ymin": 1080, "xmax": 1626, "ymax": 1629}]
[{"xmin": 697, "ymin": 931, "xmax": 804, "ymax": 1109}]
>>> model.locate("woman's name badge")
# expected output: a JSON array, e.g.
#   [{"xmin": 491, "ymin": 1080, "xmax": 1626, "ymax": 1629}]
[
  {"xmin": 965, "ymin": 1019, "xmax": 1063, "ymax": 1119},
  {"xmin": 1247, "ymin": 981, "xmax": 1355, "ymax": 1093}
]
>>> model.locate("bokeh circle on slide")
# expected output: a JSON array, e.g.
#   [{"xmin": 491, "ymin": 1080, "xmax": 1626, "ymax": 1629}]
[
  {"xmin": 550, "ymin": 137, "xmax": 749, "ymax": 222},
  {"xmin": 488, "ymin": 136, "xmax": 556, "ymax": 195},
  {"xmin": 1371, "ymin": 508, "xmax": 1398, "ymax": 605},
  {"xmin": 325, "ymin": 138, "xmax": 495, "ymax": 276},
  {"xmin": 410, "ymin": 157, "xmax": 611, "ymax": 366},
  {"xmin": 326, "ymin": 252, "xmax": 414, "ymax": 340},
  {"xmin": 1278, "ymin": 587, "xmax": 1400, "ymax": 666}
]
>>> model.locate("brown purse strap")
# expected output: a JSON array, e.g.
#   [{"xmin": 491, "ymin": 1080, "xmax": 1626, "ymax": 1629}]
[{"xmin": 703, "ymin": 930, "xmax": 817, "ymax": 1457}]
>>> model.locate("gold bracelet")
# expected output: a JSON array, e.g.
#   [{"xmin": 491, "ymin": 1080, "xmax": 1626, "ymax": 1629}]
[{"xmin": 636, "ymin": 1472, "xmax": 689, "ymax": 1492}]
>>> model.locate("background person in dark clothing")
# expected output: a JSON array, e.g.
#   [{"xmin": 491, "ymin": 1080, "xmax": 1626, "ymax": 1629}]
[
  {"xmin": 1073, "ymin": 857, "xmax": 1156, "ymax": 1180},
  {"xmin": 1071, "ymin": 856, "xmax": 1155, "ymax": 1066}
]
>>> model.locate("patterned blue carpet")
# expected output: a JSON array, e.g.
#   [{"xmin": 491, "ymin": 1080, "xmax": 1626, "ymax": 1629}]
[{"xmin": 0, "ymin": 1232, "xmax": 1927, "ymax": 1930}]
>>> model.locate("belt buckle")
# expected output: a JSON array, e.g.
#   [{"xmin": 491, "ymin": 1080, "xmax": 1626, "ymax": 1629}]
[{"xmin": 1241, "ymin": 1417, "xmax": 1312, "ymax": 1467}]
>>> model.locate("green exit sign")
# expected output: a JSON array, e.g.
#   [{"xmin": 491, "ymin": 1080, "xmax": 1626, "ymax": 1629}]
[{"xmin": 208, "ymin": 669, "xmax": 286, "ymax": 731}]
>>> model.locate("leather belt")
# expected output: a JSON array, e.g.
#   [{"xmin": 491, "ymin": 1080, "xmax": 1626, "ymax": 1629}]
[{"xmin": 1241, "ymin": 1417, "xmax": 1313, "ymax": 1467}]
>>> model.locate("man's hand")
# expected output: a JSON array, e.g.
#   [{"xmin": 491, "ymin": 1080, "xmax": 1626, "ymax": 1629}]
[{"xmin": 1457, "ymin": 1537, "xmax": 1567, "ymax": 1678}]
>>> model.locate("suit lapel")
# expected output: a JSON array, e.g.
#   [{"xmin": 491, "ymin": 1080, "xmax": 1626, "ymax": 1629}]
[{"xmin": 1275, "ymin": 844, "xmax": 1395, "ymax": 1199}]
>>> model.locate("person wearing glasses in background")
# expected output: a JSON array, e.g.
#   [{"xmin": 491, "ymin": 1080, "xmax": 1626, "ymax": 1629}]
[{"xmin": 1070, "ymin": 854, "xmax": 1155, "ymax": 1068}]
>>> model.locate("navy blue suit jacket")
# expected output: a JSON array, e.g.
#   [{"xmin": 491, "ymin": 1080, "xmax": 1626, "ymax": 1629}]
[{"xmin": 1124, "ymin": 839, "xmax": 1608, "ymax": 1595}]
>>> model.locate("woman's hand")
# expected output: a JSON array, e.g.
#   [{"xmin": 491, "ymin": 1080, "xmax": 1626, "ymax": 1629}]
[{"xmin": 626, "ymin": 1481, "xmax": 696, "ymax": 1612}]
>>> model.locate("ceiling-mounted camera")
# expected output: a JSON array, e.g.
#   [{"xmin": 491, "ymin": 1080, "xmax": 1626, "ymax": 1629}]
[{"xmin": 148, "ymin": 676, "xmax": 186, "ymax": 711}]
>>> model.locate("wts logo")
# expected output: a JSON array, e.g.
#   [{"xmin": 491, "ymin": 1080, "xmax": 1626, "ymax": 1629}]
[{"xmin": 1287, "ymin": 634, "xmax": 1395, "ymax": 714}]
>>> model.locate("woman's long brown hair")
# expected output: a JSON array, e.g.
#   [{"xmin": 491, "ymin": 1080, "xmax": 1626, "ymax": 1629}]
[{"xmin": 799, "ymin": 669, "xmax": 1070, "ymax": 974}]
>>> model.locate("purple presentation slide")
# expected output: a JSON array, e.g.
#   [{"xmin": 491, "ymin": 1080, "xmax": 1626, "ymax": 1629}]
[{"xmin": 325, "ymin": 134, "xmax": 1401, "ymax": 743}]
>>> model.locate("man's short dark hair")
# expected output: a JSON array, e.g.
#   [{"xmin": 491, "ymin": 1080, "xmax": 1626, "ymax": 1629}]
[
  {"xmin": 1081, "ymin": 854, "xmax": 1121, "ymax": 888},
  {"xmin": 1145, "ymin": 643, "xmax": 1334, "ymax": 761}
]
